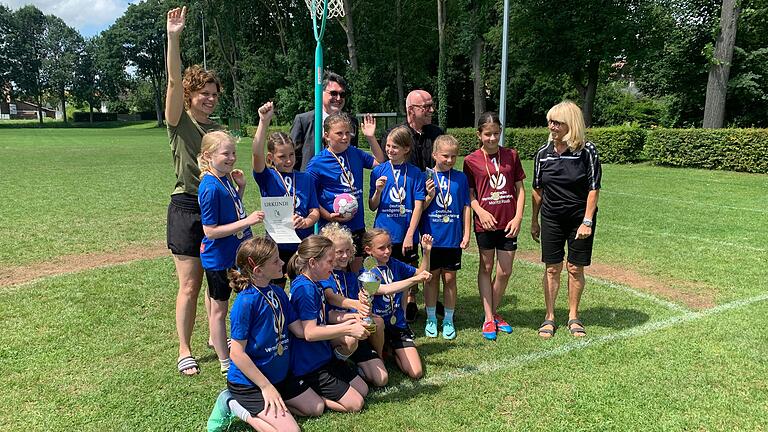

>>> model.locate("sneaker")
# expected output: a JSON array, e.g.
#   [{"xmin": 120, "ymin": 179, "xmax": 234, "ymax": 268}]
[
  {"xmin": 442, "ymin": 320, "xmax": 456, "ymax": 340},
  {"xmin": 482, "ymin": 320, "xmax": 497, "ymax": 340},
  {"xmin": 405, "ymin": 302, "xmax": 418, "ymax": 323},
  {"xmin": 494, "ymin": 313, "xmax": 513, "ymax": 334},
  {"xmin": 425, "ymin": 318, "xmax": 438, "ymax": 338},
  {"xmin": 207, "ymin": 389, "xmax": 235, "ymax": 432}
]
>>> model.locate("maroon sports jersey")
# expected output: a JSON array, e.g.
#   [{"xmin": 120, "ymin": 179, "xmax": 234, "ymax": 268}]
[{"xmin": 463, "ymin": 147, "xmax": 526, "ymax": 232}]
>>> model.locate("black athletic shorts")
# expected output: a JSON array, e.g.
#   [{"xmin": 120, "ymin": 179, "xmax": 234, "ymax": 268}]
[
  {"xmin": 429, "ymin": 247, "xmax": 462, "ymax": 271},
  {"xmin": 540, "ymin": 211, "xmax": 597, "ymax": 267},
  {"xmin": 385, "ymin": 325, "xmax": 416, "ymax": 349},
  {"xmin": 391, "ymin": 242, "xmax": 419, "ymax": 266},
  {"xmin": 228, "ymin": 376, "xmax": 309, "ymax": 416},
  {"xmin": 475, "ymin": 229, "xmax": 518, "ymax": 251},
  {"xmin": 298, "ymin": 359, "xmax": 359, "ymax": 402},
  {"xmin": 349, "ymin": 339, "xmax": 379, "ymax": 363},
  {"xmin": 167, "ymin": 193, "xmax": 204, "ymax": 257},
  {"xmin": 351, "ymin": 229, "xmax": 366, "ymax": 257},
  {"xmin": 205, "ymin": 269, "xmax": 232, "ymax": 301},
  {"xmin": 270, "ymin": 248, "xmax": 296, "ymax": 285}
]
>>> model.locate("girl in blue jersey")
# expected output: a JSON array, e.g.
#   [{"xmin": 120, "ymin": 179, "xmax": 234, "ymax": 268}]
[
  {"xmin": 288, "ymin": 235, "xmax": 371, "ymax": 413},
  {"xmin": 307, "ymin": 114, "xmax": 385, "ymax": 272},
  {"xmin": 363, "ymin": 229, "xmax": 432, "ymax": 380},
  {"xmin": 198, "ymin": 131, "xmax": 265, "ymax": 375},
  {"xmin": 368, "ymin": 125, "xmax": 426, "ymax": 267},
  {"xmin": 251, "ymin": 102, "xmax": 320, "ymax": 288},
  {"xmin": 212, "ymin": 237, "xmax": 326, "ymax": 432},
  {"xmin": 422, "ymin": 135, "xmax": 471, "ymax": 340},
  {"xmin": 320, "ymin": 223, "xmax": 388, "ymax": 387}
]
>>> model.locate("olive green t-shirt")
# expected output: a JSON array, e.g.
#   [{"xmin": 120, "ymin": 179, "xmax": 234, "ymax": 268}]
[{"xmin": 167, "ymin": 111, "xmax": 222, "ymax": 196}]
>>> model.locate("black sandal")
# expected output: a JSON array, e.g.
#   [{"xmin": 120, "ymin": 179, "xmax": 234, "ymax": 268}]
[
  {"xmin": 538, "ymin": 320, "xmax": 557, "ymax": 338},
  {"xmin": 177, "ymin": 356, "xmax": 200, "ymax": 376},
  {"xmin": 567, "ymin": 319, "xmax": 587, "ymax": 337}
]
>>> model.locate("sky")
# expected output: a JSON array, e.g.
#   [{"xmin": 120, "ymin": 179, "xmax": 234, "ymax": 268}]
[{"xmin": 1, "ymin": 0, "xmax": 136, "ymax": 37}]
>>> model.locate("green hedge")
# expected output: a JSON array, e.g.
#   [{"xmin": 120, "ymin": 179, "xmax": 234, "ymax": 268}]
[
  {"xmin": 645, "ymin": 128, "xmax": 768, "ymax": 173},
  {"xmin": 447, "ymin": 126, "xmax": 645, "ymax": 163},
  {"xmin": 243, "ymin": 124, "xmax": 291, "ymax": 137}
]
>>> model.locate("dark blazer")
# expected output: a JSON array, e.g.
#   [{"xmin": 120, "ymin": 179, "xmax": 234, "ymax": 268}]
[{"xmin": 290, "ymin": 110, "xmax": 360, "ymax": 171}]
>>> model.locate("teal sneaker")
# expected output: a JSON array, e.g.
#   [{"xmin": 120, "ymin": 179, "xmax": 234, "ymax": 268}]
[
  {"xmin": 207, "ymin": 389, "xmax": 235, "ymax": 432},
  {"xmin": 425, "ymin": 318, "xmax": 438, "ymax": 338},
  {"xmin": 442, "ymin": 320, "xmax": 456, "ymax": 340}
]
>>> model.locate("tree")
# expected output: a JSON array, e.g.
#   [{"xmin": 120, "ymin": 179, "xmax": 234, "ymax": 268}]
[
  {"xmin": 42, "ymin": 16, "xmax": 83, "ymax": 124},
  {"xmin": 436, "ymin": 0, "xmax": 448, "ymax": 129},
  {"xmin": 73, "ymin": 35, "xmax": 127, "ymax": 122},
  {"xmin": 10, "ymin": 6, "xmax": 48, "ymax": 124},
  {"xmin": 0, "ymin": 5, "xmax": 13, "ymax": 99},
  {"xmin": 703, "ymin": 0, "xmax": 741, "ymax": 128}
]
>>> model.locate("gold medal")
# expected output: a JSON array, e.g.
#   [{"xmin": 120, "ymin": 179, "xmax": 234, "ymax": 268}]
[
  {"xmin": 399, "ymin": 205, "xmax": 406, "ymax": 215},
  {"xmin": 390, "ymin": 315, "xmax": 397, "ymax": 325},
  {"xmin": 491, "ymin": 191, "xmax": 501, "ymax": 201},
  {"xmin": 236, "ymin": 230, "xmax": 244, "ymax": 239},
  {"xmin": 443, "ymin": 215, "xmax": 450, "ymax": 223},
  {"xmin": 277, "ymin": 343, "xmax": 284, "ymax": 356}
]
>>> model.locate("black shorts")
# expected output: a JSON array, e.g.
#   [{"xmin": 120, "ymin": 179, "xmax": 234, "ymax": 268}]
[
  {"xmin": 385, "ymin": 325, "xmax": 416, "ymax": 350},
  {"xmin": 349, "ymin": 339, "xmax": 379, "ymax": 363},
  {"xmin": 475, "ymin": 229, "xmax": 518, "ymax": 251},
  {"xmin": 228, "ymin": 376, "xmax": 309, "ymax": 416},
  {"xmin": 429, "ymin": 247, "xmax": 462, "ymax": 271},
  {"xmin": 351, "ymin": 229, "xmax": 366, "ymax": 257},
  {"xmin": 391, "ymin": 242, "xmax": 419, "ymax": 266},
  {"xmin": 298, "ymin": 360, "xmax": 359, "ymax": 402},
  {"xmin": 205, "ymin": 269, "xmax": 232, "ymax": 301},
  {"xmin": 167, "ymin": 193, "xmax": 204, "ymax": 257},
  {"xmin": 270, "ymin": 248, "xmax": 296, "ymax": 285},
  {"xmin": 540, "ymin": 211, "xmax": 597, "ymax": 266}
]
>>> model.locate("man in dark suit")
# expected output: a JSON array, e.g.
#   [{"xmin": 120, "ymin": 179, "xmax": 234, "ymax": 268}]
[{"xmin": 291, "ymin": 71, "xmax": 359, "ymax": 171}]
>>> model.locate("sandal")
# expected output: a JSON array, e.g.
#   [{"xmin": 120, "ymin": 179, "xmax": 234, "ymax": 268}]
[
  {"xmin": 538, "ymin": 320, "xmax": 557, "ymax": 339},
  {"xmin": 567, "ymin": 318, "xmax": 587, "ymax": 337},
  {"xmin": 177, "ymin": 355, "xmax": 200, "ymax": 376}
]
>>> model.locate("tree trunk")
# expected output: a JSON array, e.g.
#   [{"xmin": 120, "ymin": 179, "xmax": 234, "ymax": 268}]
[
  {"xmin": 152, "ymin": 74, "xmax": 163, "ymax": 127},
  {"xmin": 340, "ymin": 0, "xmax": 358, "ymax": 73},
  {"xmin": 89, "ymin": 102, "xmax": 93, "ymax": 123},
  {"xmin": 703, "ymin": 0, "xmax": 740, "ymax": 128},
  {"xmin": 60, "ymin": 87, "xmax": 67, "ymax": 124},
  {"xmin": 472, "ymin": 35, "xmax": 485, "ymax": 125},
  {"xmin": 574, "ymin": 59, "xmax": 599, "ymax": 127},
  {"xmin": 36, "ymin": 92, "xmax": 43, "ymax": 125},
  {"xmin": 436, "ymin": 0, "xmax": 447, "ymax": 129},
  {"xmin": 210, "ymin": 12, "xmax": 244, "ymax": 120},
  {"xmin": 395, "ymin": 0, "xmax": 404, "ymax": 114}
]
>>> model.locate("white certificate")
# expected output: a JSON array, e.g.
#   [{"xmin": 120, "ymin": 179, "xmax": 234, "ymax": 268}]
[{"xmin": 261, "ymin": 196, "xmax": 301, "ymax": 243}]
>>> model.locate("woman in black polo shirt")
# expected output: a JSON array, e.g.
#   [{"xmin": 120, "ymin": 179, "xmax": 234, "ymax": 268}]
[{"xmin": 530, "ymin": 101, "xmax": 601, "ymax": 339}]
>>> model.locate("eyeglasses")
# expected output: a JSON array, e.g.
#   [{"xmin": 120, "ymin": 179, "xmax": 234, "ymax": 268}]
[
  {"xmin": 411, "ymin": 103, "xmax": 435, "ymax": 111},
  {"xmin": 548, "ymin": 120, "xmax": 565, "ymax": 127},
  {"xmin": 325, "ymin": 90, "xmax": 347, "ymax": 98}
]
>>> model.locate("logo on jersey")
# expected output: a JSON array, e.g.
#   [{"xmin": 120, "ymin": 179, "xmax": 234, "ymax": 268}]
[
  {"xmin": 488, "ymin": 158, "xmax": 506, "ymax": 190},
  {"xmin": 265, "ymin": 290, "xmax": 285, "ymax": 335},
  {"xmin": 436, "ymin": 191, "xmax": 453, "ymax": 208},
  {"xmin": 338, "ymin": 156, "xmax": 354, "ymax": 188},
  {"xmin": 389, "ymin": 186, "xmax": 406, "ymax": 203},
  {"xmin": 283, "ymin": 175, "xmax": 301, "ymax": 208},
  {"xmin": 435, "ymin": 175, "xmax": 453, "ymax": 207}
]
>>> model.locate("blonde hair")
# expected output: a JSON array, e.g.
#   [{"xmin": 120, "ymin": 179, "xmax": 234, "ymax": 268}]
[
  {"xmin": 198, "ymin": 130, "xmax": 236, "ymax": 179},
  {"xmin": 182, "ymin": 65, "xmax": 222, "ymax": 110},
  {"xmin": 286, "ymin": 235, "xmax": 335, "ymax": 280},
  {"xmin": 387, "ymin": 125, "xmax": 413, "ymax": 156},
  {"xmin": 546, "ymin": 100, "xmax": 586, "ymax": 152},
  {"xmin": 362, "ymin": 228, "xmax": 390, "ymax": 251},
  {"xmin": 228, "ymin": 237, "xmax": 279, "ymax": 293},
  {"xmin": 433, "ymin": 134, "xmax": 459, "ymax": 153},
  {"xmin": 320, "ymin": 223, "xmax": 354, "ymax": 247}
]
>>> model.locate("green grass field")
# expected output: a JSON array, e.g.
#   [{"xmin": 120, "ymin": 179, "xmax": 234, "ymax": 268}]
[{"xmin": 1, "ymin": 124, "xmax": 767, "ymax": 431}]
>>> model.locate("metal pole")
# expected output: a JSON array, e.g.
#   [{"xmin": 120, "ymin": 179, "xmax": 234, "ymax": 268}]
[
  {"xmin": 201, "ymin": 10, "xmax": 207, "ymax": 70},
  {"xmin": 498, "ymin": 0, "xmax": 509, "ymax": 147},
  {"xmin": 312, "ymin": 0, "xmax": 329, "ymax": 234}
]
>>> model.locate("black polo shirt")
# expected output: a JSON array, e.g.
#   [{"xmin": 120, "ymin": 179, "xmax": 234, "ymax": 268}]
[
  {"xmin": 379, "ymin": 122, "xmax": 444, "ymax": 171},
  {"xmin": 532, "ymin": 141, "xmax": 601, "ymax": 218}
]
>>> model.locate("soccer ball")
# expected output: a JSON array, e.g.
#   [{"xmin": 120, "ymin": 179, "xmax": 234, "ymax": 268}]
[{"xmin": 333, "ymin": 193, "xmax": 358, "ymax": 218}]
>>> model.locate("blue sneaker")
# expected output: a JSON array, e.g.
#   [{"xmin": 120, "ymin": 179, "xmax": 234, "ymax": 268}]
[
  {"xmin": 494, "ymin": 313, "xmax": 513, "ymax": 334},
  {"xmin": 482, "ymin": 320, "xmax": 497, "ymax": 340},
  {"xmin": 207, "ymin": 389, "xmax": 235, "ymax": 432},
  {"xmin": 442, "ymin": 320, "xmax": 456, "ymax": 340},
  {"xmin": 425, "ymin": 318, "xmax": 438, "ymax": 338}
]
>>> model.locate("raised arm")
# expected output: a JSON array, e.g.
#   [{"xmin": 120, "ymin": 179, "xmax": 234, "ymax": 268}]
[
  {"xmin": 164, "ymin": 7, "xmax": 186, "ymax": 127},
  {"xmin": 252, "ymin": 101, "xmax": 274, "ymax": 174},
  {"xmin": 362, "ymin": 114, "xmax": 386, "ymax": 163}
]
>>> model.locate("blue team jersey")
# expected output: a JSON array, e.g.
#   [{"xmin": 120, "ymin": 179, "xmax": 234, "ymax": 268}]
[
  {"xmin": 199, "ymin": 174, "xmax": 253, "ymax": 270},
  {"xmin": 289, "ymin": 274, "xmax": 333, "ymax": 376},
  {"xmin": 422, "ymin": 169, "xmax": 470, "ymax": 248},
  {"xmin": 367, "ymin": 258, "xmax": 416, "ymax": 330},
  {"xmin": 369, "ymin": 162, "xmax": 426, "ymax": 244},
  {"xmin": 307, "ymin": 146, "xmax": 375, "ymax": 231},
  {"xmin": 252, "ymin": 168, "xmax": 318, "ymax": 250},
  {"xmin": 319, "ymin": 269, "xmax": 360, "ymax": 313},
  {"xmin": 227, "ymin": 284, "xmax": 298, "ymax": 386}
]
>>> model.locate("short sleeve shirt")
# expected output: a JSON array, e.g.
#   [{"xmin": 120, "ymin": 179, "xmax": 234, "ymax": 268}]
[
  {"xmin": 463, "ymin": 147, "xmax": 526, "ymax": 232},
  {"xmin": 532, "ymin": 141, "xmax": 601, "ymax": 218},
  {"xmin": 167, "ymin": 111, "xmax": 222, "ymax": 195},
  {"xmin": 368, "ymin": 258, "xmax": 416, "ymax": 330},
  {"xmin": 252, "ymin": 168, "xmax": 319, "ymax": 247},
  {"xmin": 319, "ymin": 269, "xmax": 360, "ymax": 313},
  {"xmin": 369, "ymin": 162, "xmax": 426, "ymax": 244},
  {"xmin": 289, "ymin": 274, "xmax": 333, "ymax": 376},
  {"xmin": 379, "ymin": 123, "xmax": 444, "ymax": 171},
  {"xmin": 421, "ymin": 169, "xmax": 470, "ymax": 248},
  {"xmin": 227, "ymin": 284, "xmax": 298, "ymax": 386},
  {"xmin": 198, "ymin": 174, "xmax": 252, "ymax": 270}
]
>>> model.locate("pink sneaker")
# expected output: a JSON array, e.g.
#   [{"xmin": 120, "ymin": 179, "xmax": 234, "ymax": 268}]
[
  {"xmin": 482, "ymin": 320, "xmax": 497, "ymax": 340},
  {"xmin": 494, "ymin": 313, "xmax": 513, "ymax": 334}
]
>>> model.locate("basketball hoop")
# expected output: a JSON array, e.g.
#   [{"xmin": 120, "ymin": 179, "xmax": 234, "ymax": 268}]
[{"xmin": 304, "ymin": 0, "xmax": 345, "ymax": 19}]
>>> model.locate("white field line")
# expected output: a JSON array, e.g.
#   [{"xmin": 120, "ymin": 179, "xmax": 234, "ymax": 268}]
[
  {"xmin": 514, "ymin": 259, "xmax": 691, "ymax": 313},
  {"xmin": 370, "ymin": 291, "xmax": 768, "ymax": 400},
  {"xmin": 605, "ymin": 223, "xmax": 767, "ymax": 253},
  {"xmin": 601, "ymin": 190, "xmax": 768, "ymax": 214}
]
